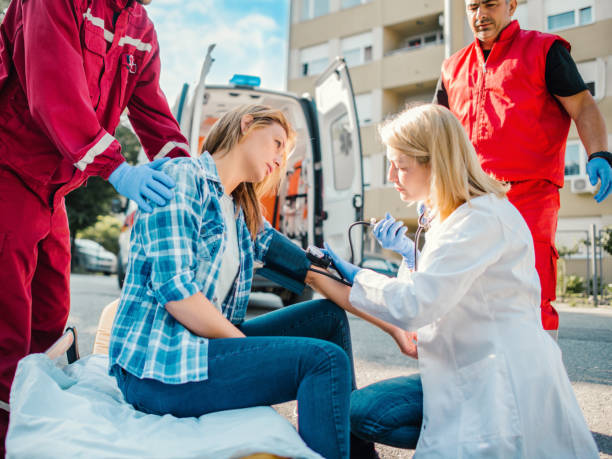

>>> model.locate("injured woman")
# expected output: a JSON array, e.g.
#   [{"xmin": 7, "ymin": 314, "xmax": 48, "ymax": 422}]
[{"xmin": 106, "ymin": 104, "xmax": 405, "ymax": 459}]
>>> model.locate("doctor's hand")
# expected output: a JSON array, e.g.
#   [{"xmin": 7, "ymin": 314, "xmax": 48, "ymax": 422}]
[
  {"xmin": 388, "ymin": 326, "xmax": 418, "ymax": 359},
  {"xmin": 322, "ymin": 242, "xmax": 361, "ymax": 284},
  {"xmin": 108, "ymin": 158, "xmax": 176, "ymax": 213},
  {"xmin": 373, "ymin": 212, "xmax": 415, "ymax": 267},
  {"xmin": 587, "ymin": 157, "xmax": 611, "ymax": 203}
]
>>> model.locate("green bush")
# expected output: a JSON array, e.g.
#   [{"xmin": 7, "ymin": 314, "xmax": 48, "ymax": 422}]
[
  {"xmin": 587, "ymin": 276, "xmax": 606, "ymax": 296},
  {"xmin": 76, "ymin": 215, "xmax": 122, "ymax": 254},
  {"xmin": 601, "ymin": 227, "xmax": 612, "ymax": 256},
  {"xmin": 565, "ymin": 275, "xmax": 584, "ymax": 294}
]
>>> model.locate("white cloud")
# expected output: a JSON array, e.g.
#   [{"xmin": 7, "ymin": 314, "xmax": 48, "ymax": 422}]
[{"xmin": 147, "ymin": 1, "xmax": 288, "ymax": 104}]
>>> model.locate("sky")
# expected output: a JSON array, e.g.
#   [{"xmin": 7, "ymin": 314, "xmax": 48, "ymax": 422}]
[{"xmin": 145, "ymin": 0, "xmax": 290, "ymax": 105}]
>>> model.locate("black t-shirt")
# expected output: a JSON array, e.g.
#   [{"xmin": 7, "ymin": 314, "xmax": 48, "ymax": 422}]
[{"xmin": 433, "ymin": 41, "xmax": 588, "ymax": 107}]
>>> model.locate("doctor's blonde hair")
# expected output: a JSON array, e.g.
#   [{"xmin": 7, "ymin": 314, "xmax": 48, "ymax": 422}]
[
  {"xmin": 379, "ymin": 104, "xmax": 508, "ymax": 217},
  {"xmin": 202, "ymin": 104, "xmax": 295, "ymax": 239}
]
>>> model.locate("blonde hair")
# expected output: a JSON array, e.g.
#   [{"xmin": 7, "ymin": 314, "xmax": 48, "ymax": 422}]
[
  {"xmin": 202, "ymin": 105, "xmax": 295, "ymax": 239},
  {"xmin": 379, "ymin": 104, "xmax": 508, "ymax": 217}
]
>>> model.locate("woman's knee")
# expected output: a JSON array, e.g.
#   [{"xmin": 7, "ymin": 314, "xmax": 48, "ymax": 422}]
[
  {"xmin": 350, "ymin": 376, "xmax": 424, "ymax": 439},
  {"xmin": 350, "ymin": 388, "xmax": 384, "ymax": 438},
  {"xmin": 303, "ymin": 339, "xmax": 351, "ymax": 377}
]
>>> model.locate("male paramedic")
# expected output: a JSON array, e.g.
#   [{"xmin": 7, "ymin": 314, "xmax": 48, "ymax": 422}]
[
  {"xmin": 434, "ymin": 0, "xmax": 611, "ymax": 337},
  {"xmin": 0, "ymin": 0, "xmax": 190, "ymax": 452}
]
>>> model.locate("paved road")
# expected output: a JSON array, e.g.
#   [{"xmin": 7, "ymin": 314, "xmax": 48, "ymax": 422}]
[{"xmin": 68, "ymin": 273, "xmax": 612, "ymax": 458}]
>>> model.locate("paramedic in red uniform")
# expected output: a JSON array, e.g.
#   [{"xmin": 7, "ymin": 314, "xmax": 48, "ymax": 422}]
[
  {"xmin": 434, "ymin": 0, "xmax": 611, "ymax": 336},
  {"xmin": 0, "ymin": 0, "xmax": 190, "ymax": 452}
]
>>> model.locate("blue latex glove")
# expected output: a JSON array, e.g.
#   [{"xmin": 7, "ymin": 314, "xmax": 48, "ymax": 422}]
[
  {"xmin": 322, "ymin": 242, "xmax": 361, "ymax": 284},
  {"xmin": 108, "ymin": 158, "xmax": 175, "ymax": 213},
  {"xmin": 586, "ymin": 157, "xmax": 612, "ymax": 203},
  {"xmin": 373, "ymin": 212, "xmax": 415, "ymax": 267}
]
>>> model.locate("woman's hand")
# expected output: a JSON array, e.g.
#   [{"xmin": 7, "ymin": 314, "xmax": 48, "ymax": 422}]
[
  {"xmin": 388, "ymin": 325, "xmax": 418, "ymax": 359},
  {"xmin": 373, "ymin": 213, "xmax": 415, "ymax": 268}
]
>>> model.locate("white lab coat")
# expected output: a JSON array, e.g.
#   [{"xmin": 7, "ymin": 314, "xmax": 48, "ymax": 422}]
[{"xmin": 350, "ymin": 194, "xmax": 598, "ymax": 458}]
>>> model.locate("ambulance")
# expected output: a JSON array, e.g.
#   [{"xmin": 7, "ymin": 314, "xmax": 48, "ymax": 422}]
[{"xmin": 118, "ymin": 45, "xmax": 365, "ymax": 305}]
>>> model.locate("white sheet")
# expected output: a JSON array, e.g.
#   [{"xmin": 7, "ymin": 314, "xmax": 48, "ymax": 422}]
[{"xmin": 7, "ymin": 354, "xmax": 322, "ymax": 459}]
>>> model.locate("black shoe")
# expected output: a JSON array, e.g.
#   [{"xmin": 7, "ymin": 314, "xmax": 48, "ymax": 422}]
[{"xmin": 350, "ymin": 433, "xmax": 380, "ymax": 459}]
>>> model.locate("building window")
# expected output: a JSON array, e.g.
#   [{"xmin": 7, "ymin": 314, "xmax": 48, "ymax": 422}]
[
  {"xmin": 577, "ymin": 59, "xmax": 605, "ymax": 100},
  {"xmin": 579, "ymin": 6, "xmax": 592, "ymax": 24},
  {"xmin": 385, "ymin": 30, "xmax": 443, "ymax": 56},
  {"xmin": 564, "ymin": 143, "xmax": 582, "ymax": 177},
  {"xmin": 341, "ymin": 31, "xmax": 373, "ymax": 68},
  {"xmin": 300, "ymin": 0, "xmax": 329, "ymax": 21},
  {"xmin": 564, "ymin": 141, "xmax": 587, "ymax": 177},
  {"xmin": 546, "ymin": 4, "xmax": 593, "ymax": 31},
  {"xmin": 382, "ymin": 155, "xmax": 392, "ymax": 186},
  {"xmin": 363, "ymin": 153, "xmax": 386, "ymax": 189},
  {"xmin": 363, "ymin": 155, "xmax": 372, "ymax": 189},
  {"xmin": 341, "ymin": 0, "xmax": 370, "ymax": 9},
  {"xmin": 354, "ymin": 92, "xmax": 373, "ymax": 125},
  {"xmin": 299, "ymin": 43, "xmax": 329, "ymax": 77},
  {"xmin": 547, "ymin": 11, "xmax": 575, "ymax": 30}
]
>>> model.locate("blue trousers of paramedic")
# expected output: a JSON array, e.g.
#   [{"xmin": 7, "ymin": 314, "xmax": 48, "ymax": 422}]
[
  {"xmin": 350, "ymin": 374, "xmax": 423, "ymax": 449},
  {"xmin": 116, "ymin": 299, "xmax": 374, "ymax": 459}
]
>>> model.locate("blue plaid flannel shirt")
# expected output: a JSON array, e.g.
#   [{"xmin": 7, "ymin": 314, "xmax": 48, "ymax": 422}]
[{"xmin": 108, "ymin": 153, "xmax": 274, "ymax": 383}]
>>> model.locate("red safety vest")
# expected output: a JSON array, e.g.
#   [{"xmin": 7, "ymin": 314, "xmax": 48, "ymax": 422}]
[
  {"xmin": 441, "ymin": 20, "xmax": 571, "ymax": 187},
  {"xmin": 0, "ymin": 0, "xmax": 189, "ymax": 206}
]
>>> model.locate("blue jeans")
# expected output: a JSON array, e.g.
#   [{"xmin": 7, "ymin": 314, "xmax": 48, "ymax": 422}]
[
  {"xmin": 350, "ymin": 374, "xmax": 424, "ymax": 449},
  {"xmin": 115, "ymin": 299, "xmax": 362, "ymax": 459}
]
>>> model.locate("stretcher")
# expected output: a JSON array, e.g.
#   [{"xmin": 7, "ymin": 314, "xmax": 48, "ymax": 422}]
[{"xmin": 6, "ymin": 300, "xmax": 321, "ymax": 459}]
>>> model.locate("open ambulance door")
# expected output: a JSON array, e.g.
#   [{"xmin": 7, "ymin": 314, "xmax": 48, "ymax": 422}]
[
  {"xmin": 314, "ymin": 57, "xmax": 364, "ymax": 264},
  {"xmin": 171, "ymin": 83, "xmax": 190, "ymax": 128},
  {"xmin": 183, "ymin": 44, "xmax": 216, "ymax": 155}
]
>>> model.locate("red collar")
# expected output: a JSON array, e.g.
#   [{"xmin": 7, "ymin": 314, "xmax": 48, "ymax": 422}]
[
  {"xmin": 474, "ymin": 19, "xmax": 520, "ymax": 49},
  {"xmin": 496, "ymin": 20, "xmax": 520, "ymax": 42},
  {"xmin": 107, "ymin": 0, "xmax": 134, "ymax": 12}
]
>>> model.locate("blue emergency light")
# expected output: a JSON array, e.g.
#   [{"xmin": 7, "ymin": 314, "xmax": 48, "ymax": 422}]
[{"xmin": 229, "ymin": 74, "xmax": 261, "ymax": 87}]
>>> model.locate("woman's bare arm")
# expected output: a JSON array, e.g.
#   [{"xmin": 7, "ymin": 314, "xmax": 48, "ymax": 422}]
[
  {"xmin": 305, "ymin": 269, "xmax": 418, "ymax": 358},
  {"xmin": 305, "ymin": 269, "xmax": 397, "ymax": 334},
  {"xmin": 166, "ymin": 292, "xmax": 245, "ymax": 339}
]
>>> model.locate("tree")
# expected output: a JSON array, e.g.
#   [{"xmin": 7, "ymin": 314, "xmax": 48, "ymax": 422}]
[
  {"xmin": 76, "ymin": 215, "xmax": 122, "ymax": 254},
  {"xmin": 66, "ymin": 125, "xmax": 141, "ymax": 236}
]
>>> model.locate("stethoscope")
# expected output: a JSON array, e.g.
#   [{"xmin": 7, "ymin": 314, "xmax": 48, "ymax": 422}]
[
  {"xmin": 413, "ymin": 203, "xmax": 432, "ymax": 272},
  {"xmin": 308, "ymin": 203, "xmax": 433, "ymax": 285}
]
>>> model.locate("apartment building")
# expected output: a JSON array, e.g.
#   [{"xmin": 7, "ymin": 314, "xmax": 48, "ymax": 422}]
[{"xmin": 287, "ymin": 0, "xmax": 612, "ymax": 281}]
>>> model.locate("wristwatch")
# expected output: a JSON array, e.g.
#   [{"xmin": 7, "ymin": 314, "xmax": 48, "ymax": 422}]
[{"xmin": 588, "ymin": 151, "xmax": 612, "ymax": 168}]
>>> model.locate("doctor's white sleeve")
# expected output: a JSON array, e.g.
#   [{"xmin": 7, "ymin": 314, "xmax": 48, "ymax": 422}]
[{"xmin": 349, "ymin": 210, "xmax": 506, "ymax": 330}]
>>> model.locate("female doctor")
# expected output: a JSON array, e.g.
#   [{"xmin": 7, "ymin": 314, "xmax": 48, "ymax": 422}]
[{"xmin": 318, "ymin": 104, "xmax": 598, "ymax": 457}]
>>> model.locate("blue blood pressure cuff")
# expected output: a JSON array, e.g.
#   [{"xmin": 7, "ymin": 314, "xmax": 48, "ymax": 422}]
[{"xmin": 258, "ymin": 232, "xmax": 312, "ymax": 295}]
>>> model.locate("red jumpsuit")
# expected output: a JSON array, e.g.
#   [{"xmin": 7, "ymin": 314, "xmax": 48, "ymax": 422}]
[
  {"xmin": 441, "ymin": 21, "xmax": 571, "ymax": 332},
  {"xmin": 0, "ymin": 0, "xmax": 189, "ymax": 450}
]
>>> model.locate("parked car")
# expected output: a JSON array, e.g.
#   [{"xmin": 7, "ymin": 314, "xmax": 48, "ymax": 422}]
[
  {"xmin": 74, "ymin": 238, "xmax": 117, "ymax": 275},
  {"xmin": 360, "ymin": 255, "xmax": 400, "ymax": 277},
  {"xmin": 116, "ymin": 45, "xmax": 365, "ymax": 305}
]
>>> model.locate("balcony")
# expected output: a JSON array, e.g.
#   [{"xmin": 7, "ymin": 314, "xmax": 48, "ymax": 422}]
[
  {"xmin": 290, "ymin": 0, "xmax": 380, "ymax": 49},
  {"xmin": 381, "ymin": 0, "xmax": 444, "ymax": 28},
  {"xmin": 382, "ymin": 43, "xmax": 444, "ymax": 89},
  {"xmin": 554, "ymin": 18, "xmax": 612, "ymax": 63}
]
